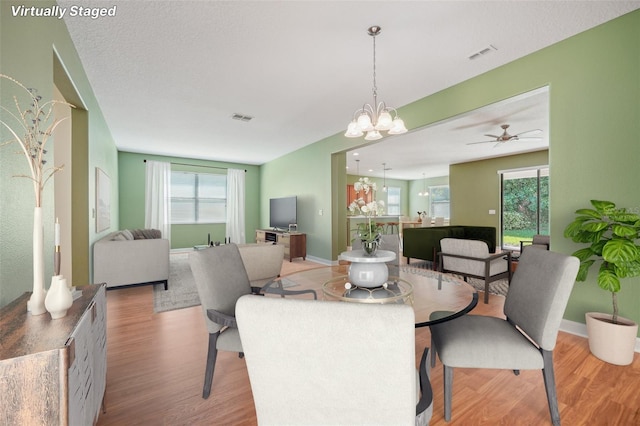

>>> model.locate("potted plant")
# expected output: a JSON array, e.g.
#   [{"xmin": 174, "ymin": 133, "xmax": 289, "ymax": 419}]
[{"xmin": 564, "ymin": 199, "xmax": 639, "ymax": 365}]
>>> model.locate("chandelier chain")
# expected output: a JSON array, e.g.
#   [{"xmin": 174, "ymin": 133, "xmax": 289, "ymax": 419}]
[{"xmin": 372, "ymin": 32, "xmax": 377, "ymax": 100}]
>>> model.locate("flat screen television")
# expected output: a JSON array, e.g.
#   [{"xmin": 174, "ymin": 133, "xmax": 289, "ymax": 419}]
[{"xmin": 270, "ymin": 196, "xmax": 297, "ymax": 230}]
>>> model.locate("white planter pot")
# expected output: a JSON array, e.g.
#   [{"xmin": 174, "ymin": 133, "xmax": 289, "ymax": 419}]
[{"xmin": 585, "ymin": 312, "xmax": 638, "ymax": 366}]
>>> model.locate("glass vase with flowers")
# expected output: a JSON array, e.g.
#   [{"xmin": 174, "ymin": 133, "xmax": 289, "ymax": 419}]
[{"xmin": 348, "ymin": 177, "xmax": 385, "ymax": 255}]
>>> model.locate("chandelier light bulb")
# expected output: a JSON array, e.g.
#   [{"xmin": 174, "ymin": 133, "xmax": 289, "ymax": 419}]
[
  {"xmin": 365, "ymin": 130, "xmax": 382, "ymax": 141},
  {"xmin": 375, "ymin": 110, "xmax": 393, "ymax": 130},
  {"xmin": 388, "ymin": 117, "xmax": 408, "ymax": 135},
  {"xmin": 345, "ymin": 120, "xmax": 364, "ymax": 137},
  {"xmin": 356, "ymin": 112, "xmax": 373, "ymax": 131}
]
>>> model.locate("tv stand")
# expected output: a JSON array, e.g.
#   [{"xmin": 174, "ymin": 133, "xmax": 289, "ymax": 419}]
[{"xmin": 255, "ymin": 229, "xmax": 306, "ymax": 262}]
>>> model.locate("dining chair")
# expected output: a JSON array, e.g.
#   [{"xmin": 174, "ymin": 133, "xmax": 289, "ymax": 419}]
[
  {"xmin": 430, "ymin": 248, "xmax": 579, "ymax": 426},
  {"xmin": 188, "ymin": 243, "xmax": 316, "ymax": 399},
  {"xmin": 236, "ymin": 295, "xmax": 433, "ymax": 425}
]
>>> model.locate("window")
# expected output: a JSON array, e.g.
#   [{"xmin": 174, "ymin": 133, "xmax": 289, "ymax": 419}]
[
  {"xmin": 385, "ymin": 187, "xmax": 401, "ymax": 215},
  {"xmin": 171, "ymin": 171, "xmax": 226, "ymax": 224},
  {"xmin": 500, "ymin": 166, "xmax": 549, "ymax": 250},
  {"xmin": 428, "ymin": 185, "xmax": 450, "ymax": 218}
]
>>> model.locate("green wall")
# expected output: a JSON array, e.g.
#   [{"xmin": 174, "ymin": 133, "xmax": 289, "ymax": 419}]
[
  {"xmin": 450, "ymin": 151, "xmax": 549, "ymax": 229},
  {"xmin": 0, "ymin": 1, "xmax": 118, "ymax": 307},
  {"xmin": 117, "ymin": 151, "xmax": 261, "ymax": 249},
  {"xmin": 261, "ymin": 11, "xmax": 640, "ymax": 330}
]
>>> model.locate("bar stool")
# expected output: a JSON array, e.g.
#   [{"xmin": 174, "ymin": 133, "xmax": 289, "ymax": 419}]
[
  {"xmin": 386, "ymin": 222, "xmax": 399, "ymax": 234},
  {"xmin": 376, "ymin": 222, "xmax": 387, "ymax": 234}
]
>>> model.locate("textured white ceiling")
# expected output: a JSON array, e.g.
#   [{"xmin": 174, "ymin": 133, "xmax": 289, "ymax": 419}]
[{"xmin": 60, "ymin": 1, "xmax": 640, "ymax": 178}]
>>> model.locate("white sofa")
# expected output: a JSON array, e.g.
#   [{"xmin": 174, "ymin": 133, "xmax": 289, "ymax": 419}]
[{"xmin": 93, "ymin": 229, "xmax": 170, "ymax": 289}]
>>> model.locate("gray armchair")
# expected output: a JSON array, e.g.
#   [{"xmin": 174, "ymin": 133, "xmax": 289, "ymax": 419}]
[
  {"xmin": 430, "ymin": 248, "xmax": 579, "ymax": 426},
  {"xmin": 236, "ymin": 296, "xmax": 433, "ymax": 425},
  {"xmin": 520, "ymin": 234, "xmax": 550, "ymax": 253},
  {"xmin": 438, "ymin": 238, "xmax": 511, "ymax": 303},
  {"xmin": 188, "ymin": 243, "xmax": 316, "ymax": 399}
]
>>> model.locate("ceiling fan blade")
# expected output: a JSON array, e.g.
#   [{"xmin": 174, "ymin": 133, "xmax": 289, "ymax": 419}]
[
  {"xmin": 484, "ymin": 134, "xmax": 501, "ymax": 138},
  {"xmin": 513, "ymin": 136, "xmax": 543, "ymax": 141},
  {"xmin": 466, "ymin": 140, "xmax": 496, "ymax": 145},
  {"xmin": 514, "ymin": 128, "xmax": 542, "ymax": 137}
]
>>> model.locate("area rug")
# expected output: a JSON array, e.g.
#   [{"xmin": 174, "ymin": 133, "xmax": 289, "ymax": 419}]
[
  {"xmin": 153, "ymin": 251, "xmax": 304, "ymax": 313},
  {"xmin": 400, "ymin": 261, "xmax": 509, "ymax": 297},
  {"xmin": 153, "ymin": 252, "xmax": 200, "ymax": 313}
]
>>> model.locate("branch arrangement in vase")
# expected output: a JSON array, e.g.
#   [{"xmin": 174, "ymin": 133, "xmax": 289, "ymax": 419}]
[{"xmin": 0, "ymin": 74, "xmax": 75, "ymax": 206}]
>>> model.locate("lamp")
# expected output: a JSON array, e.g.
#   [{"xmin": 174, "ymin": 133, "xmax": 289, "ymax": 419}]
[
  {"xmin": 345, "ymin": 26, "xmax": 408, "ymax": 140},
  {"xmin": 418, "ymin": 173, "xmax": 429, "ymax": 197},
  {"xmin": 382, "ymin": 162, "xmax": 390, "ymax": 192}
]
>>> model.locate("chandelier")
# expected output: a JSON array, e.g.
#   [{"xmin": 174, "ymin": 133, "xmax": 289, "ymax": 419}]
[{"xmin": 345, "ymin": 26, "xmax": 408, "ymax": 141}]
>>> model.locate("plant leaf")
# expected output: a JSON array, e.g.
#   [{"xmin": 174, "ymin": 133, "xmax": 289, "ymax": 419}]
[
  {"xmin": 572, "ymin": 247, "xmax": 595, "ymax": 262},
  {"xmin": 582, "ymin": 221, "xmax": 609, "ymax": 233},
  {"xmin": 612, "ymin": 223, "xmax": 638, "ymax": 238},
  {"xmin": 610, "ymin": 212, "xmax": 640, "ymax": 223},
  {"xmin": 597, "ymin": 265, "xmax": 621, "ymax": 293},
  {"xmin": 576, "ymin": 259, "xmax": 595, "ymax": 281},
  {"xmin": 602, "ymin": 239, "xmax": 639, "ymax": 263},
  {"xmin": 574, "ymin": 208, "xmax": 601, "ymax": 219},
  {"xmin": 591, "ymin": 200, "xmax": 616, "ymax": 214}
]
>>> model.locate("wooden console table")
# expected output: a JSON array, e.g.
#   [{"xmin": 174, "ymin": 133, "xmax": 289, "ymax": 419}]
[
  {"xmin": 255, "ymin": 229, "xmax": 307, "ymax": 262},
  {"xmin": 0, "ymin": 283, "xmax": 107, "ymax": 425}
]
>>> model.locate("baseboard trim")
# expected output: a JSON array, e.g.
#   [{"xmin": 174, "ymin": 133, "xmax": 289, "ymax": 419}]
[{"xmin": 560, "ymin": 318, "xmax": 640, "ymax": 353}]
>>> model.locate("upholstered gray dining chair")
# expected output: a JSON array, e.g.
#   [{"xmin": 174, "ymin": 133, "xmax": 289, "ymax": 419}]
[
  {"xmin": 430, "ymin": 248, "xmax": 579, "ymax": 426},
  {"xmin": 188, "ymin": 243, "xmax": 316, "ymax": 399},
  {"xmin": 236, "ymin": 296, "xmax": 433, "ymax": 425}
]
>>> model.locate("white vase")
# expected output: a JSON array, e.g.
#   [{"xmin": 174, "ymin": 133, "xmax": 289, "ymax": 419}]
[
  {"xmin": 348, "ymin": 262, "xmax": 389, "ymax": 288},
  {"xmin": 585, "ymin": 312, "xmax": 638, "ymax": 366},
  {"xmin": 45, "ymin": 275, "xmax": 73, "ymax": 319},
  {"xmin": 28, "ymin": 206, "xmax": 46, "ymax": 315}
]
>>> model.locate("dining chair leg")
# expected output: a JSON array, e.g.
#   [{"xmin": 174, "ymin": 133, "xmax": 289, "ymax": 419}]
[
  {"xmin": 203, "ymin": 332, "xmax": 220, "ymax": 399},
  {"xmin": 430, "ymin": 335, "xmax": 437, "ymax": 368},
  {"xmin": 541, "ymin": 349, "xmax": 561, "ymax": 426},
  {"xmin": 443, "ymin": 365, "xmax": 453, "ymax": 421}
]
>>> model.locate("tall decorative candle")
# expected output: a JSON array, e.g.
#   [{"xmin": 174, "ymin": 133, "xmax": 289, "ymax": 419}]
[
  {"xmin": 54, "ymin": 218, "xmax": 60, "ymax": 246},
  {"xmin": 54, "ymin": 218, "xmax": 61, "ymax": 276}
]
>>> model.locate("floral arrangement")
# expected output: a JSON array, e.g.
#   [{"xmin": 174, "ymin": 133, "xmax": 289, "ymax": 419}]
[
  {"xmin": 0, "ymin": 74, "xmax": 75, "ymax": 207},
  {"xmin": 349, "ymin": 177, "xmax": 385, "ymax": 242}
]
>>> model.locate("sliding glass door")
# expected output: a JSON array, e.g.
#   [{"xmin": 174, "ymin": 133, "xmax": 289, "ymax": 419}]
[{"xmin": 500, "ymin": 167, "xmax": 549, "ymax": 250}]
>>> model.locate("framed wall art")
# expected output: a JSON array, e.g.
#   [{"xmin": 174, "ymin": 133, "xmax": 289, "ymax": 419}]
[{"xmin": 96, "ymin": 167, "xmax": 111, "ymax": 232}]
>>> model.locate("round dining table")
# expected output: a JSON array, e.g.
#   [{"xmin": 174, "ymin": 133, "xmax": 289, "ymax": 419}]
[{"xmin": 273, "ymin": 264, "xmax": 478, "ymax": 327}]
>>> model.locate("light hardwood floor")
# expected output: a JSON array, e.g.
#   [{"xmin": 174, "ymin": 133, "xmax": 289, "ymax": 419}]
[{"xmin": 97, "ymin": 260, "xmax": 640, "ymax": 425}]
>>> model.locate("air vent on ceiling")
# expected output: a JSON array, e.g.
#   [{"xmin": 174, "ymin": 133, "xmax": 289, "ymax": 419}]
[
  {"xmin": 468, "ymin": 44, "xmax": 497, "ymax": 60},
  {"xmin": 231, "ymin": 113, "xmax": 253, "ymax": 122}
]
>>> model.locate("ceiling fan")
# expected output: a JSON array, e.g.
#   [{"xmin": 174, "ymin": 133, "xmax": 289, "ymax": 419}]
[{"xmin": 466, "ymin": 124, "xmax": 542, "ymax": 146}]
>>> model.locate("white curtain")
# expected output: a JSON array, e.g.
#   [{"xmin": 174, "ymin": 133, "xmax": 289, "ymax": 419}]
[
  {"xmin": 226, "ymin": 168, "xmax": 245, "ymax": 243},
  {"xmin": 144, "ymin": 160, "xmax": 171, "ymax": 242}
]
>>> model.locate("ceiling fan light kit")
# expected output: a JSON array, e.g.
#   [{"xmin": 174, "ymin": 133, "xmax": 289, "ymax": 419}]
[{"xmin": 345, "ymin": 26, "xmax": 408, "ymax": 141}]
